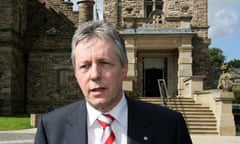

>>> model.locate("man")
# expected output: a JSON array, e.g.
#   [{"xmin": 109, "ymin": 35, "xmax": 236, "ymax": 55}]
[{"xmin": 35, "ymin": 21, "xmax": 192, "ymax": 144}]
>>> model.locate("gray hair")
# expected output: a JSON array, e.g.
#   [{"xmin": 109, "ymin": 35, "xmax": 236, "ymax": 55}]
[{"xmin": 71, "ymin": 21, "xmax": 128, "ymax": 69}]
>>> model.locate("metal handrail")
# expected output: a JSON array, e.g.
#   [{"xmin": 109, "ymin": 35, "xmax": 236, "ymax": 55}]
[{"xmin": 158, "ymin": 79, "xmax": 171, "ymax": 108}]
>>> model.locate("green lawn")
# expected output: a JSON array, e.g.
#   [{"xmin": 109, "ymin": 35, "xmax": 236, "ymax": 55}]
[{"xmin": 0, "ymin": 115, "xmax": 32, "ymax": 131}]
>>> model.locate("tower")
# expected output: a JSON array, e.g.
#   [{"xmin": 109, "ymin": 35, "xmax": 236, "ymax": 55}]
[{"xmin": 77, "ymin": 0, "xmax": 95, "ymax": 25}]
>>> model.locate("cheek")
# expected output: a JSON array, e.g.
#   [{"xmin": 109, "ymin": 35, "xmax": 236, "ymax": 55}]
[
  {"xmin": 76, "ymin": 77, "xmax": 88, "ymax": 95},
  {"xmin": 108, "ymin": 71, "xmax": 124, "ymax": 84},
  {"xmin": 75, "ymin": 73, "xmax": 86, "ymax": 87}
]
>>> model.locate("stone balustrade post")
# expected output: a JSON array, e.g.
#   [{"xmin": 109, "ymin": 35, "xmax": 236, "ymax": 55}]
[
  {"xmin": 30, "ymin": 114, "xmax": 42, "ymax": 127},
  {"xmin": 183, "ymin": 75, "xmax": 205, "ymax": 98},
  {"xmin": 214, "ymin": 91, "xmax": 236, "ymax": 136}
]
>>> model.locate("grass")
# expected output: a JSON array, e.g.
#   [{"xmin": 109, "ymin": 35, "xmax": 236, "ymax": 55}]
[{"xmin": 0, "ymin": 114, "xmax": 32, "ymax": 131}]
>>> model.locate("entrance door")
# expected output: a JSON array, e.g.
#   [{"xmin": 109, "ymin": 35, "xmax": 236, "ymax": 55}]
[
  {"xmin": 145, "ymin": 68, "xmax": 163, "ymax": 96},
  {"xmin": 143, "ymin": 57, "xmax": 167, "ymax": 97}
]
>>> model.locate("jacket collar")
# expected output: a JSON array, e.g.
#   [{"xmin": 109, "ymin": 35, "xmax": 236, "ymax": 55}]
[
  {"xmin": 66, "ymin": 100, "xmax": 88, "ymax": 144},
  {"xmin": 64, "ymin": 97, "xmax": 153, "ymax": 144}
]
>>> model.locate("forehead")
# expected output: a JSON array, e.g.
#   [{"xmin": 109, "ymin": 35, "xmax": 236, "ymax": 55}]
[
  {"xmin": 75, "ymin": 37, "xmax": 118, "ymax": 57},
  {"xmin": 77, "ymin": 36, "xmax": 114, "ymax": 48}
]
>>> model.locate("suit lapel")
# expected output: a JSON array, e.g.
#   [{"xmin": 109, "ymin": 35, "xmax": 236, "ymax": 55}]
[
  {"xmin": 127, "ymin": 98, "xmax": 153, "ymax": 144},
  {"xmin": 62, "ymin": 98, "xmax": 154, "ymax": 144},
  {"xmin": 65, "ymin": 100, "xmax": 88, "ymax": 144}
]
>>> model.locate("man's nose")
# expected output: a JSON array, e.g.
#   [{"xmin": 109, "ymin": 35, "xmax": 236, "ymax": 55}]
[{"xmin": 90, "ymin": 64, "xmax": 101, "ymax": 80}]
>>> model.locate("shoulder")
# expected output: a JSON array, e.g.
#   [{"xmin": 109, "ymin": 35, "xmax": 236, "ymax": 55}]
[
  {"xmin": 35, "ymin": 100, "xmax": 87, "ymax": 142},
  {"xmin": 126, "ymin": 97, "xmax": 192, "ymax": 143},
  {"xmin": 40, "ymin": 100, "xmax": 86, "ymax": 124},
  {"xmin": 127, "ymin": 97, "xmax": 183, "ymax": 121}
]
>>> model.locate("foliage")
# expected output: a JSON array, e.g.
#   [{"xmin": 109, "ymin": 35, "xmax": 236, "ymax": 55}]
[
  {"xmin": 209, "ymin": 48, "xmax": 240, "ymax": 102},
  {"xmin": 209, "ymin": 47, "xmax": 226, "ymax": 88},
  {"xmin": 228, "ymin": 59, "xmax": 240, "ymax": 68},
  {"xmin": 209, "ymin": 47, "xmax": 225, "ymax": 68},
  {"xmin": 233, "ymin": 86, "xmax": 240, "ymax": 104},
  {"xmin": 0, "ymin": 115, "xmax": 32, "ymax": 131}
]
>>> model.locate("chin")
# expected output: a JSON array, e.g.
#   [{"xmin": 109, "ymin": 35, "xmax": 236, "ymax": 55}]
[{"xmin": 91, "ymin": 99, "xmax": 108, "ymax": 106}]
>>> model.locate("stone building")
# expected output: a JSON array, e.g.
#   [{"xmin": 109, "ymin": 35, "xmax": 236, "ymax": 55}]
[{"xmin": 0, "ymin": 0, "xmax": 211, "ymax": 114}]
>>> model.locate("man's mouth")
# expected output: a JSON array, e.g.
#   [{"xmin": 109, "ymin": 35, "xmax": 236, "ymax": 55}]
[{"xmin": 90, "ymin": 87, "xmax": 106, "ymax": 93}]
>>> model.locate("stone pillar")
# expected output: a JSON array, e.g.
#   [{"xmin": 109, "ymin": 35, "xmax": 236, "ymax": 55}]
[
  {"xmin": 30, "ymin": 114, "xmax": 41, "ymax": 127},
  {"xmin": 177, "ymin": 39, "xmax": 193, "ymax": 97},
  {"xmin": 122, "ymin": 36, "xmax": 136, "ymax": 96},
  {"xmin": 77, "ymin": 0, "xmax": 95, "ymax": 26},
  {"xmin": 215, "ymin": 91, "xmax": 236, "ymax": 136}
]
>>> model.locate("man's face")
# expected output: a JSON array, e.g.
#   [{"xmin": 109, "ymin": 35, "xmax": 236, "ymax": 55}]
[{"xmin": 74, "ymin": 37, "xmax": 128, "ymax": 112}]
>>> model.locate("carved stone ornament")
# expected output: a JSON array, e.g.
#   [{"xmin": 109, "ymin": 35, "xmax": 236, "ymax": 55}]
[{"xmin": 217, "ymin": 64, "xmax": 234, "ymax": 91}]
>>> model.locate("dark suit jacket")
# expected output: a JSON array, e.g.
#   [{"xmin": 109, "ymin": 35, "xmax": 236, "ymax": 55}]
[{"xmin": 35, "ymin": 97, "xmax": 192, "ymax": 144}]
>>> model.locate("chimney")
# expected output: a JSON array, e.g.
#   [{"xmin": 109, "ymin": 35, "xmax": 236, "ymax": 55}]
[{"xmin": 77, "ymin": 0, "xmax": 95, "ymax": 25}]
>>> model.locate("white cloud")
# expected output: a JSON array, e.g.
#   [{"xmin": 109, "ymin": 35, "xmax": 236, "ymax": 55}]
[
  {"xmin": 209, "ymin": 9, "xmax": 239, "ymax": 40},
  {"xmin": 208, "ymin": 0, "xmax": 240, "ymax": 40}
]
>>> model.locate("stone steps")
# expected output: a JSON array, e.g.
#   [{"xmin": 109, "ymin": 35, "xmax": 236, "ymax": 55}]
[{"xmin": 137, "ymin": 97, "xmax": 218, "ymax": 135}]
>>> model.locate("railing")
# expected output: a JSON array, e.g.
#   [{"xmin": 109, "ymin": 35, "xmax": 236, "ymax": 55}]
[{"xmin": 158, "ymin": 79, "xmax": 171, "ymax": 108}]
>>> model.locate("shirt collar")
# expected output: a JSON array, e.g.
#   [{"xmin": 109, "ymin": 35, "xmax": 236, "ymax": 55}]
[{"xmin": 86, "ymin": 93, "xmax": 128, "ymax": 128}]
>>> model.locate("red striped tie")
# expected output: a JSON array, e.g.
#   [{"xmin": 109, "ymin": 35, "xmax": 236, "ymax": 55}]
[{"xmin": 97, "ymin": 114, "xmax": 115, "ymax": 144}]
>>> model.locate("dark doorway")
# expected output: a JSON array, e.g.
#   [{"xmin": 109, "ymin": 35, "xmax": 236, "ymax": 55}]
[{"xmin": 144, "ymin": 68, "xmax": 163, "ymax": 97}]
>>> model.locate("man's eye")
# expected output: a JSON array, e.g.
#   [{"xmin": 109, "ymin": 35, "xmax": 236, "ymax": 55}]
[
  {"xmin": 101, "ymin": 61, "xmax": 112, "ymax": 66},
  {"xmin": 79, "ymin": 64, "xmax": 90, "ymax": 69},
  {"xmin": 102, "ymin": 62, "xmax": 109, "ymax": 65}
]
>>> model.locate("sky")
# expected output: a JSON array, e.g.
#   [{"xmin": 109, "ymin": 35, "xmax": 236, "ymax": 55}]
[
  {"xmin": 71, "ymin": 0, "xmax": 240, "ymax": 62},
  {"xmin": 208, "ymin": 0, "xmax": 240, "ymax": 62}
]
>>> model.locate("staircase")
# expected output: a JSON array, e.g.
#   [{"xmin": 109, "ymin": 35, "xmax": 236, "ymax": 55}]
[{"xmin": 138, "ymin": 97, "xmax": 218, "ymax": 135}]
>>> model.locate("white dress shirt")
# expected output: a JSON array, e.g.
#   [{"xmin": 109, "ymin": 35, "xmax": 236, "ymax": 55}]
[{"xmin": 87, "ymin": 94, "xmax": 128, "ymax": 144}]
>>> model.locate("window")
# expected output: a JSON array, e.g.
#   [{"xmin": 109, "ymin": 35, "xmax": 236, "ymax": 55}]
[
  {"xmin": 94, "ymin": 0, "xmax": 104, "ymax": 20},
  {"xmin": 144, "ymin": 0, "xmax": 163, "ymax": 17}
]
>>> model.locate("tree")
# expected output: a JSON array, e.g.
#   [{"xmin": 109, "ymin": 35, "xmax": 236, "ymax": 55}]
[
  {"xmin": 228, "ymin": 59, "xmax": 240, "ymax": 68},
  {"xmin": 228, "ymin": 59, "xmax": 240, "ymax": 104},
  {"xmin": 209, "ymin": 48, "xmax": 225, "ymax": 68},
  {"xmin": 209, "ymin": 48, "xmax": 226, "ymax": 88}
]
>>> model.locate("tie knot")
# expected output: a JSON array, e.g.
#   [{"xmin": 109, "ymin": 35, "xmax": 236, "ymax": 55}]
[{"xmin": 97, "ymin": 114, "xmax": 115, "ymax": 128}]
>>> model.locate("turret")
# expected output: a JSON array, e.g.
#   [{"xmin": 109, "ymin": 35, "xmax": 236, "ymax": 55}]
[{"xmin": 77, "ymin": 0, "xmax": 95, "ymax": 25}]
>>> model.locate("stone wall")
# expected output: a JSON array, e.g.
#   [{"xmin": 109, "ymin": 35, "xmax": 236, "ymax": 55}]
[
  {"xmin": 39, "ymin": 0, "xmax": 78, "ymax": 26},
  {"xmin": 121, "ymin": 0, "xmax": 143, "ymax": 18},
  {"xmin": 106, "ymin": 0, "xmax": 211, "ymax": 89},
  {"xmin": 164, "ymin": 0, "xmax": 193, "ymax": 17},
  {"xmin": 105, "ymin": 0, "xmax": 195, "ymax": 28},
  {"xmin": 26, "ymin": 53, "xmax": 82, "ymax": 113},
  {"xmin": 0, "ymin": 0, "xmax": 27, "ymax": 114},
  {"xmin": 25, "ymin": 0, "xmax": 82, "ymax": 113},
  {"xmin": 0, "ymin": 50, "xmax": 12, "ymax": 114},
  {"xmin": 104, "ymin": 0, "xmax": 119, "ymax": 27},
  {"xmin": 191, "ymin": 0, "xmax": 212, "ymax": 89},
  {"xmin": 192, "ymin": 0, "xmax": 208, "ymax": 27}
]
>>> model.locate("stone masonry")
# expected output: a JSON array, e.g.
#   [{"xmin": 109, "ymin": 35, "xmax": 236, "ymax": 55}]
[{"xmin": 0, "ymin": 0, "xmax": 27, "ymax": 114}]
